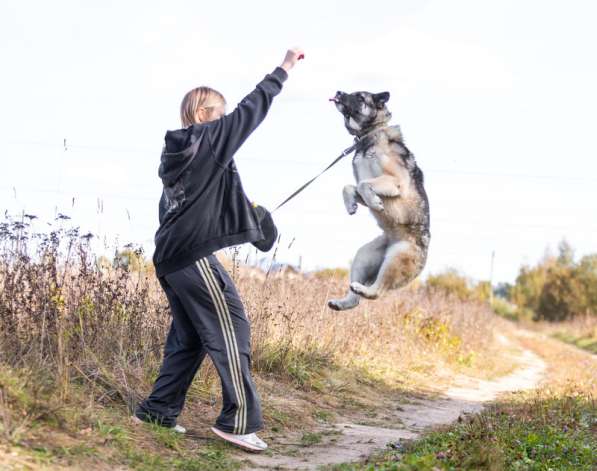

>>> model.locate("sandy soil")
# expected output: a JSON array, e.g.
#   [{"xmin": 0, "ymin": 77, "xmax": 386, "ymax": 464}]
[{"xmin": 239, "ymin": 333, "xmax": 547, "ymax": 470}]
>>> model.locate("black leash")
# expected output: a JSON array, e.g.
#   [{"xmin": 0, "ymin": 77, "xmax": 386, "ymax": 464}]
[
  {"xmin": 270, "ymin": 126, "xmax": 389, "ymax": 213},
  {"xmin": 271, "ymin": 141, "xmax": 357, "ymax": 213}
]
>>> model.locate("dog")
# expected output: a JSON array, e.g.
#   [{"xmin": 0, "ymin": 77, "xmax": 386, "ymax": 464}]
[{"xmin": 327, "ymin": 90, "xmax": 430, "ymax": 311}]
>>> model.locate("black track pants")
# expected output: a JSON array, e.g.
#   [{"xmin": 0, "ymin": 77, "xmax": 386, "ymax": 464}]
[{"xmin": 135, "ymin": 254, "xmax": 263, "ymax": 434}]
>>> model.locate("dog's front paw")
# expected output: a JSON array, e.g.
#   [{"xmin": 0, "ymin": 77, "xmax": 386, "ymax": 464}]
[
  {"xmin": 343, "ymin": 185, "xmax": 359, "ymax": 215},
  {"xmin": 345, "ymin": 201, "xmax": 358, "ymax": 215},
  {"xmin": 368, "ymin": 195, "xmax": 385, "ymax": 212},
  {"xmin": 350, "ymin": 282, "xmax": 379, "ymax": 300}
]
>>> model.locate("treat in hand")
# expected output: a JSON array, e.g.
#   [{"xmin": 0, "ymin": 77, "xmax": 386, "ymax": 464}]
[{"xmin": 281, "ymin": 47, "xmax": 305, "ymax": 72}]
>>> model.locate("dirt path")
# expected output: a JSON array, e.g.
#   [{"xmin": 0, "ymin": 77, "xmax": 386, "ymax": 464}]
[{"xmin": 239, "ymin": 333, "xmax": 547, "ymax": 470}]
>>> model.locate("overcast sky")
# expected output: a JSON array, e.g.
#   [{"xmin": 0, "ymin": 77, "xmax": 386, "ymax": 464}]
[{"xmin": 1, "ymin": 0, "xmax": 596, "ymax": 284}]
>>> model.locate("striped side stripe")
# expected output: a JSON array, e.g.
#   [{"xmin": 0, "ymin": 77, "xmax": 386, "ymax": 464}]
[
  {"xmin": 196, "ymin": 258, "xmax": 247, "ymax": 434},
  {"xmin": 201, "ymin": 260, "xmax": 248, "ymax": 434},
  {"xmin": 198, "ymin": 258, "xmax": 248, "ymax": 434}
]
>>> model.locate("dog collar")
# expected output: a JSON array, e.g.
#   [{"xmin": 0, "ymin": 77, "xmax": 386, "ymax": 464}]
[{"xmin": 354, "ymin": 125, "xmax": 386, "ymax": 143}]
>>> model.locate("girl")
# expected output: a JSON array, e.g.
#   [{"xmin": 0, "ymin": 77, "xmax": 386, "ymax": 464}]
[{"xmin": 134, "ymin": 47, "xmax": 305, "ymax": 452}]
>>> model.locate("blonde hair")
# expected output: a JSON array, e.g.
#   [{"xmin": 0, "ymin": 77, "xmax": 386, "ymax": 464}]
[{"xmin": 180, "ymin": 86, "xmax": 226, "ymax": 127}]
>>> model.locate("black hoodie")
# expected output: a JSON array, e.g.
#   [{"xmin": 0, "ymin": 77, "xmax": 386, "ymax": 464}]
[{"xmin": 152, "ymin": 66, "xmax": 288, "ymax": 277}]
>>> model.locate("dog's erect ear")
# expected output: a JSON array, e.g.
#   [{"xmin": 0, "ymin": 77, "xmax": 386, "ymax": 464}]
[{"xmin": 373, "ymin": 92, "xmax": 390, "ymax": 107}]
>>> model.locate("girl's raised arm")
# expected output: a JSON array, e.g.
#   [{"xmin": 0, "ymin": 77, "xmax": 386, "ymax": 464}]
[{"xmin": 205, "ymin": 48, "xmax": 304, "ymax": 167}]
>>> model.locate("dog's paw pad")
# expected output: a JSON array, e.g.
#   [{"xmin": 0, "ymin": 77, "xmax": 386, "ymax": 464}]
[
  {"xmin": 344, "ymin": 199, "xmax": 358, "ymax": 215},
  {"xmin": 328, "ymin": 300, "xmax": 342, "ymax": 311}
]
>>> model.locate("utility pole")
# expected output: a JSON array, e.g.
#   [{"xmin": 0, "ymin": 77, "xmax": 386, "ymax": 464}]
[{"xmin": 489, "ymin": 250, "xmax": 495, "ymax": 304}]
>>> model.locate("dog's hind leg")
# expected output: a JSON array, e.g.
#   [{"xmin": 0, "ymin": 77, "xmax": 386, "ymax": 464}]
[
  {"xmin": 350, "ymin": 240, "xmax": 420, "ymax": 299},
  {"xmin": 328, "ymin": 235, "xmax": 387, "ymax": 311}
]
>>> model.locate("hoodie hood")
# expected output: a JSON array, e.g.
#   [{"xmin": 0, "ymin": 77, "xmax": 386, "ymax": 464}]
[{"xmin": 158, "ymin": 126, "xmax": 205, "ymax": 186}]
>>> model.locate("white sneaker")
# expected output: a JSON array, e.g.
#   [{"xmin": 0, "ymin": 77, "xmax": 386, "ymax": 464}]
[
  {"xmin": 131, "ymin": 415, "xmax": 186, "ymax": 434},
  {"xmin": 210, "ymin": 426, "xmax": 268, "ymax": 452},
  {"xmin": 172, "ymin": 424, "xmax": 186, "ymax": 434}
]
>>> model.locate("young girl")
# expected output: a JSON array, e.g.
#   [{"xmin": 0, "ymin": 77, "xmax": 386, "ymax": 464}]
[{"xmin": 134, "ymin": 48, "xmax": 305, "ymax": 452}]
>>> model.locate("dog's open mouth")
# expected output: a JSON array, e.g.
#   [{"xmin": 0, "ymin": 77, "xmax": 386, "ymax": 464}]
[{"xmin": 330, "ymin": 91, "xmax": 344, "ymax": 104}]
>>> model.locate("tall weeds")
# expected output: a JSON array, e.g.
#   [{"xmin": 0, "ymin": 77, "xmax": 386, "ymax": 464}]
[
  {"xmin": 0, "ymin": 213, "xmax": 501, "ymax": 433},
  {"xmin": 0, "ymin": 214, "xmax": 167, "ymax": 410}
]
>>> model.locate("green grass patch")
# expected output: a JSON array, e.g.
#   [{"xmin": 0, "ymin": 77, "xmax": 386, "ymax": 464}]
[
  {"xmin": 116, "ymin": 419, "xmax": 240, "ymax": 471},
  {"xmin": 490, "ymin": 297, "xmax": 520, "ymax": 321},
  {"xmin": 552, "ymin": 332, "xmax": 597, "ymax": 355},
  {"xmin": 254, "ymin": 342, "xmax": 332, "ymax": 389},
  {"xmin": 314, "ymin": 409, "xmax": 334, "ymax": 422},
  {"xmin": 326, "ymin": 393, "xmax": 596, "ymax": 471},
  {"xmin": 301, "ymin": 431, "xmax": 323, "ymax": 446},
  {"xmin": 147, "ymin": 421, "xmax": 183, "ymax": 450}
]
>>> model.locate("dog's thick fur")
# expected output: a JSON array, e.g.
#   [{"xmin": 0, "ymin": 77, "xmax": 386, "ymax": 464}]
[{"xmin": 328, "ymin": 90, "xmax": 430, "ymax": 311}]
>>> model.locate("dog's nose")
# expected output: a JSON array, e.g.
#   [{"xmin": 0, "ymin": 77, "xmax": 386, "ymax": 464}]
[{"xmin": 329, "ymin": 91, "xmax": 345, "ymax": 103}]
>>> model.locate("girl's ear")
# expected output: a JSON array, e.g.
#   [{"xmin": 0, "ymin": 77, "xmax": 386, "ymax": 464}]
[
  {"xmin": 374, "ymin": 91, "xmax": 390, "ymax": 107},
  {"xmin": 196, "ymin": 107, "xmax": 212, "ymax": 124}
]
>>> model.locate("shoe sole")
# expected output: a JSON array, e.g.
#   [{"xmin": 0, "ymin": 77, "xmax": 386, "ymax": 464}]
[{"xmin": 210, "ymin": 426, "xmax": 266, "ymax": 452}]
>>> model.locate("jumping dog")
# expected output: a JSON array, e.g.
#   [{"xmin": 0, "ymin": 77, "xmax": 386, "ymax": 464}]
[{"xmin": 328, "ymin": 91, "xmax": 430, "ymax": 311}]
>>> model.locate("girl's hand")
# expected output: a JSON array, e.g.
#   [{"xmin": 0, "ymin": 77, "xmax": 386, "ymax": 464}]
[{"xmin": 280, "ymin": 47, "xmax": 305, "ymax": 72}]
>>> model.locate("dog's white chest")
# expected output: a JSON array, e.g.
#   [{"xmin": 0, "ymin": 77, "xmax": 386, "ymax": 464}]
[{"xmin": 352, "ymin": 151, "xmax": 383, "ymax": 182}]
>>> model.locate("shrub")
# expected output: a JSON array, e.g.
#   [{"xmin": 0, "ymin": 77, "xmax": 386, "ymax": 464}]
[
  {"xmin": 312, "ymin": 267, "xmax": 349, "ymax": 279},
  {"xmin": 509, "ymin": 240, "xmax": 597, "ymax": 322},
  {"xmin": 425, "ymin": 269, "xmax": 473, "ymax": 301}
]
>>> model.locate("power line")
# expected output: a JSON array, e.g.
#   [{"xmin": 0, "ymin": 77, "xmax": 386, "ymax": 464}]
[
  {"xmin": 6, "ymin": 138, "xmax": 597, "ymax": 184},
  {"xmin": 1, "ymin": 185, "xmax": 595, "ymax": 232},
  {"xmin": 0, "ymin": 185, "xmax": 158, "ymax": 201}
]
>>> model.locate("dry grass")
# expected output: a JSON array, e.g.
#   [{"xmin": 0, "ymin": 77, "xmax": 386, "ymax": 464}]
[
  {"xmin": 0, "ymin": 215, "xmax": 513, "ymax": 468},
  {"xmin": 526, "ymin": 315, "xmax": 597, "ymax": 355},
  {"xmin": 238, "ymin": 268, "xmax": 515, "ymax": 389}
]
